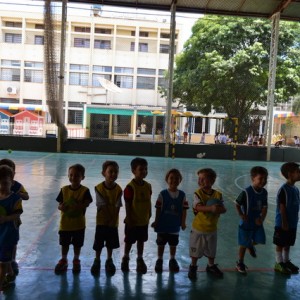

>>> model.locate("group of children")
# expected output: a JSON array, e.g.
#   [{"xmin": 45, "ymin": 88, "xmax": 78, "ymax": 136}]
[{"xmin": 0, "ymin": 157, "xmax": 300, "ymax": 292}]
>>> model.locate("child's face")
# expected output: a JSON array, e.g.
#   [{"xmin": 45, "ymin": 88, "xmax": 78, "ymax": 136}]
[
  {"xmin": 103, "ymin": 165, "xmax": 118, "ymax": 184},
  {"xmin": 0, "ymin": 177, "xmax": 13, "ymax": 192},
  {"xmin": 289, "ymin": 168, "xmax": 300, "ymax": 183},
  {"xmin": 68, "ymin": 168, "xmax": 84, "ymax": 187},
  {"xmin": 198, "ymin": 173, "xmax": 214, "ymax": 190},
  {"xmin": 133, "ymin": 164, "xmax": 148, "ymax": 180},
  {"xmin": 252, "ymin": 174, "xmax": 267, "ymax": 189},
  {"xmin": 167, "ymin": 173, "xmax": 181, "ymax": 190}
]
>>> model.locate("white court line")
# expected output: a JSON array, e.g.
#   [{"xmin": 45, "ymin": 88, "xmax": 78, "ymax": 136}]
[{"xmin": 22, "ymin": 152, "xmax": 55, "ymax": 166}]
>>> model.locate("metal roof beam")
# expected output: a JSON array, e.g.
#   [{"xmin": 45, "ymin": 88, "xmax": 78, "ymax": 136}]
[{"xmin": 271, "ymin": 0, "xmax": 292, "ymax": 16}]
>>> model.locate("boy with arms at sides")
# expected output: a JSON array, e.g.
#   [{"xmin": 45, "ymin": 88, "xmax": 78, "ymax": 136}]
[
  {"xmin": 90, "ymin": 161, "xmax": 122, "ymax": 276},
  {"xmin": 0, "ymin": 159, "xmax": 29, "ymax": 276},
  {"xmin": 273, "ymin": 162, "xmax": 300, "ymax": 274},
  {"xmin": 55, "ymin": 164, "xmax": 93, "ymax": 274},
  {"xmin": 188, "ymin": 168, "xmax": 226, "ymax": 280},
  {"xmin": 235, "ymin": 166, "xmax": 268, "ymax": 274},
  {"xmin": 0, "ymin": 165, "xmax": 23, "ymax": 291},
  {"xmin": 121, "ymin": 157, "xmax": 152, "ymax": 274}
]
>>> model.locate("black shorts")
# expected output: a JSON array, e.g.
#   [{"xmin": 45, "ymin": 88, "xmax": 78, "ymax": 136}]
[
  {"xmin": 59, "ymin": 229, "xmax": 85, "ymax": 248},
  {"xmin": 156, "ymin": 233, "xmax": 179, "ymax": 246},
  {"xmin": 124, "ymin": 224, "xmax": 148, "ymax": 244},
  {"xmin": 273, "ymin": 227, "xmax": 297, "ymax": 247},
  {"xmin": 93, "ymin": 225, "xmax": 120, "ymax": 251}
]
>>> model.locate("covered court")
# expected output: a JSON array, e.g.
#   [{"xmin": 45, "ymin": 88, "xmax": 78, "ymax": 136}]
[{"xmin": 0, "ymin": 150, "xmax": 299, "ymax": 299}]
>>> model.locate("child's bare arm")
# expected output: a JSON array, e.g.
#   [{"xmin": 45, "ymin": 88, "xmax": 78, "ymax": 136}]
[
  {"xmin": 235, "ymin": 203, "xmax": 247, "ymax": 221},
  {"xmin": 280, "ymin": 203, "xmax": 288, "ymax": 230},
  {"xmin": 151, "ymin": 207, "xmax": 161, "ymax": 228},
  {"xmin": 0, "ymin": 213, "xmax": 21, "ymax": 224},
  {"xmin": 19, "ymin": 191, "xmax": 29, "ymax": 200},
  {"xmin": 181, "ymin": 209, "xmax": 187, "ymax": 230}
]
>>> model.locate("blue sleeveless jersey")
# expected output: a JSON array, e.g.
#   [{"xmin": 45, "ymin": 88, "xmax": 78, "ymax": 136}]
[
  {"xmin": 275, "ymin": 183, "xmax": 300, "ymax": 229},
  {"xmin": 155, "ymin": 189, "xmax": 185, "ymax": 233}
]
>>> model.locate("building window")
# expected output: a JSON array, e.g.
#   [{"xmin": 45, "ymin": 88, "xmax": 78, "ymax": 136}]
[
  {"xmin": 23, "ymin": 99, "xmax": 42, "ymax": 105},
  {"xmin": 35, "ymin": 24, "xmax": 44, "ymax": 29},
  {"xmin": 24, "ymin": 70, "xmax": 43, "ymax": 83},
  {"xmin": 94, "ymin": 40, "xmax": 111, "ymax": 49},
  {"xmin": 69, "ymin": 72, "xmax": 88, "ymax": 86},
  {"xmin": 1, "ymin": 68, "xmax": 20, "ymax": 81},
  {"xmin": 74, "ymin": 26, "xmax": 90, "ymax": 33},
  {"xmin": 68, "ymin": 110, "xmax": 83, "ymax": 125},
  {"xmin": 5, "ymin": 21, "xmax": 22, "ymax": 28},
  {"xmin": 0, "ymin": 98, "xmax": 19, "ymax": 104},
  {"xmin": 115, "ymin": 67, "xmax": 134, "ymax": 74},
  {"xmin": 25, "ymin": 61, "xmax": 43, "ymax": 68},
  {"xmin": 5, "ymin": 33, "xmax": 22, "ymax": 43},
  {"xmin": 93, "ymin": 65, "xmax": 112, "ymax": 72},
  {"xmin": 158, "ymin": 69, "xmax": 166, "ymax": 76},
  {"xmin": 130, "ymin": 42, "xmax": 135, "ymax": 51},
  {"xmin": 160, "ymin": 44, "xmax": 169, "ymax": 54},
  {"xmin": 114, "ymin": 75, "xmax": 133, "ymax": 89},
  {"xmin": 34, "ymin": 35, "xmax": 44, "ymax": 45},
  {"xmin": 139, "ymin": 31, "xmax": 149, "ymax": 37},
  {"xmin": 137, "ymin": 68, "xmax": 156, "ymax": 75},
  {"xmin": 74, "ymin": 38, "xmax": 90, "ymax": 48},
  {"xmin": 160, "ymin": 33, "xmax": 178, "ymax": 39},
  {"xmin": 131, "ymin": 31, "xmax": 135, "ymax": 36},
  {"xmin": 92, "ymin": 74, "xmax": 112, "ymax": 87},
  {"xmin": 68, "ymin": 102, "xmax": 84, "ymax": 108},
  {"xmin": 158, "ymin": 77, "xmax": 167, "ymax": 88},
  {"xmin": 95, "ymin": 28, "xmax": 112, "ymax": 34},
  {"xmin": 139, "ymin": 43, "xmax": 148, "ymax": 52},
  {"xmin": 137, "ymin": 76, "xmax": 155, "ymax": 89},
  {"xmin": 1, "ymin": 60, "xmax": 21, "ymax": 67},
  {"xmin": 70, "ymin": 64, "xmax": 89, "ymax": 71}
]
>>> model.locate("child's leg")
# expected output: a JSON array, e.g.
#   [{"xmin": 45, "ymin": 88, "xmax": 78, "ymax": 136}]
[
  {"xmin": 137, "ymin": 241, "xmax": 144, "ymax": 258},
  {"xmin": 208, "ymin": 256, "xmax": 215, "ymax": 266},
  {"xmin": 190, "ymin": 256, "xmax": 198, "ymax": 267},
  {"xmin": 170, "ymin": 245, "xmax": 176, "ymax": 259},
  {"xmin": 61, "ymin": 245, "xmax": 69, "ymax": 260},
  {"xmin": 124, "ymin": 242, "xmax": 132, "ymax": 258},
  {"xmin": 275, "ymin": 245, "xmax": 283, "ymax": 263},
  {"xmin": 158, "ymin": 245, "xmax": 165, "ymax": 259},
  {"xmin": 107, "ymin": 247, "xmax": 113, "ymax": 259},
  {"xmin": 282, "ymin": 246, "xmax": 290, "ymax": 263},
  {"xmin": 73, "ymin": 246, "xmax": 81, "ymax": 260},
  {"xmin": 238, "ymin": 246, "xmax": 247, "ymax": 262}
]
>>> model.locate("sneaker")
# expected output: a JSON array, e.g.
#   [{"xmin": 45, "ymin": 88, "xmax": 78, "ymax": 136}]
[
  {"xmin": 54, "ymin": 258, "xmax": 68, "ymax": 274},
  {"xmin": 11, "ymin": 261, "xmax": 19, "ymax": 276},
  {"xmin": 206, "ymin": 264, "xmax": 223, "ymax": 278},
  {"xmin": 285, "ymin": 260, "xmax": 299, "ymax": 274},
  {"xmin": 91, "ymin": 258, "xmax": 101, "ymax": 276},
  {"xmin": 248, "ymin": 246, "xmax": 257, "ymax": 258},
  {"xmin": 188, "ymin": 264, "xmax": 198, "ymax": 280},
  {"xmin": 236, "ymin": 261, "xmax": 247, "ymax": 274},
  {"xmin": 72, "ymin": 258, "xmax": 81, "ymax": 273},
  {"xmin": 136, "ymin": 257, "xmax": 147, "ymax": 274},
  {"xmin": 105, "ymin": 258, "xmax": 116, "ymax": 275},
  {"xmin": 155, "ymin": 258, "xmax": 163, "ymax": 273},
  {"xmin": 274, "ymin": 262, "xmax": 292, "ymax": 275},
  {"xmin": 121, "ymin": 257, "xmax": 130, "ymax": 273},
  {"xmin": 169, "ymin": 258, "xmax": 180, "ymax": 273}
]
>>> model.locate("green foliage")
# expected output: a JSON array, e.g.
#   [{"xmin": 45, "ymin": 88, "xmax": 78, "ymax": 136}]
[{"xmin": 173, "ymin": 16, "xmax": 300, "ymax": 138}]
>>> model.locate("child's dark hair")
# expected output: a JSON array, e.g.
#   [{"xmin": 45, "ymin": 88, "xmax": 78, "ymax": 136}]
[
  {"xmin": 197, "ymin": 168, "xmax": 217, "ymax": 182},
  {"xmin": 69, "ymin": 164, "xmax": 85, "ymax": 176},
  {"xmin": 131, "ymin": 157, "xmax": 148, "ymax": 170},
  {"xmin": 165, "ymin": 168, "xmax": 182, "ymax": 182},
  {"xmin": 102, "ymin": 160, "xmax": 119, "ymax": 173},
  {"xmin": 0, "ymin": 158, "xmax": 16, "ymax": 171},
  {"xmin": 250, "ymin": 166, "xmax": 268, "ymax": 178},
  {"xmin": 281, "ymin": 162, "xmax": 299, "ymax": 179},
  {"xmin": 0, "ymin": 165, "xmax": 14, "ymax": 180}
]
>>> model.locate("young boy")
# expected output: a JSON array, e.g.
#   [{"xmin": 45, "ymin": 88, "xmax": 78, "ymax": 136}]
[
  {"xmin": 273, "ymin": 162, "xmax": 300, "ymax": 274},
  {"xmin": 188, "ymin": 168, "xmax": 226, "ymax": 280},
  {"xmin": 0, "ymin": 158, "xmax": 29, "ymax": 276},
  {"xmin": 121, "ymin": 157, "xmax": 152, "ymax": 274},
  {"xmin": 55, "ymin": 164, "xmax": 93, "ymax": 274},
  {"xmin": 235, "ymin": 166, "xmax": 268, "ymax": 274},
  {"xmin": 152, "ymin": 169, "xmax": 189, "ymax": 273},
  {"xmin": 90, "ymin": 161, "xmax": 122, "ymax": 276},
  {"xmin": 0, "ymin": 165, "xmax": 23, "ymax": 291}
]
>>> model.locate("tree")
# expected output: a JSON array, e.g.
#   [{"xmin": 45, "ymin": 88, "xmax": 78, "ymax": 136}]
[{"xmin": 173, "ymin": 16, "xmax": 300, "ymax": 141}]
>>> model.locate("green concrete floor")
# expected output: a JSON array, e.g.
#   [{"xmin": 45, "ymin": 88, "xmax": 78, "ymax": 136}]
[{"xmin": 0, "ymin": 151, "xmax": 299, "ymax": 299}]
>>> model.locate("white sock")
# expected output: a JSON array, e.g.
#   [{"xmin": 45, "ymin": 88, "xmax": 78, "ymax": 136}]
[
  {"xmin": 283, "ymin": 249, "xmax": 290, "ymax": 263},
  {"xmin": 276, "ymin": 251, "xmax": 283, "ymax": 263}
]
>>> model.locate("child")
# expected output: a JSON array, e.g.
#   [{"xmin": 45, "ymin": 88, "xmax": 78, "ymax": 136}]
[
  {"xmin": 273, "ymin": 162, "xmax": 300, "ymax": 274},
  {"xmin": 0, "ymin": 158, "xmax": 29, "ymax": 276},
  {"xmin": 235, "ymin": 166, "xmax": 268, "ymax": 274},
  {"xmin": 55, "ymin": 164, "xmax": 93, "ymax": 274},
  {"xmin": 121, "ymin": 157, "xmax": 152, "ymax": 274},
  {"xmin": 188, "ymin": 168, "xmax": 226, "ymax": 280},
  {"xmin": 0, "ymin": 165, "xmax": 23, "ymax": 291},
  {"xmin": 151, "ymin": 169, "xmax": 189, "ymax": 273},
  {"xmin": 90, "ymin": 161, "xmax": 122, "ymax": 276}
]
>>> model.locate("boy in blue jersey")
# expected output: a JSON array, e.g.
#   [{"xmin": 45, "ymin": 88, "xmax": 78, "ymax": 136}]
[
  {"xmin": 0, "ymin": 165, "xmax": 23, "ymax": 291},
  {"xmin": 273, "ymin": 162, "xmax": 300, "ymax": 274},
  {"xmin": 0, "ymin": 158, "xmax": 29, "ymax": 276},
  {"xmin": 151, "ymin": 169, "xmax": 189, "ymax": 273},
  {"xmin": 235, "ymin": 166, "xmax": 268, "ymax": 274}
]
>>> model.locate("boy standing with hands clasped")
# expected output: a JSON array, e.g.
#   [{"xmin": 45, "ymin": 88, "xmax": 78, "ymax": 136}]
[
  {"xmin": 188, "ymin": 168, "xmax": 226, "ymax": 280},
  {"xmin": 273, "ymin": 162, "xmax": 300, "ymax": 274},
  {"xmin": 90, "ymin": 161, "xmax": 122, "ymax": 276},
  {"xmin": 121, "ymin": 157, "xmax": 152, "ymax": 274},
  {"xmin": 55, "ymin": 164, "xmax": 93, "ymax": 274},
  {"xmin": 235, "ymin": 166, "xmax": 268, "ymax": 274}
]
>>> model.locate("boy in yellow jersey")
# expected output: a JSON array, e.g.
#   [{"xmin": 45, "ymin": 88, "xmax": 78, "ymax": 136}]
[
  {"xmin": 121, "ymin": 157, "xmax": 152, "ymax": 274},
  {"xmin": 90, "ymin": 161, "xmax": 122, "ymax": 276},
  {"xmin": 188, "ymin": 168, "xmax": 226, "ymax": 280},
  {"xmin": 55, "ymin": 164, "xmax": 93, "ymax": 274}
]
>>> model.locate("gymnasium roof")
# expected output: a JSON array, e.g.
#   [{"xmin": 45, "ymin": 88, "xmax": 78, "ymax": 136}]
[{"xmin": 67, "ymin": 0, "xmax": 300, "ymax": 21}]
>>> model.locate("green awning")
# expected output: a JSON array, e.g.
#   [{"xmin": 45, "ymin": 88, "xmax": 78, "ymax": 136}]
[{"xmin": 87, "ymin": 107, "xmax": 154, "ymax": 116}]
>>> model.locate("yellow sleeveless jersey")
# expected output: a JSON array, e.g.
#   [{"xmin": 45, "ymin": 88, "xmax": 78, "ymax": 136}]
[
  {"xmin": 95, "ymin": 182, "xmax": 122, "ymax": 227},
  {"xmin": 192, "ymin": 188, "xmax": 223, "ymax": 233},
  {"xmin": 126, "ymin": 179, "xmax": 152, "ymax": 226}
]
